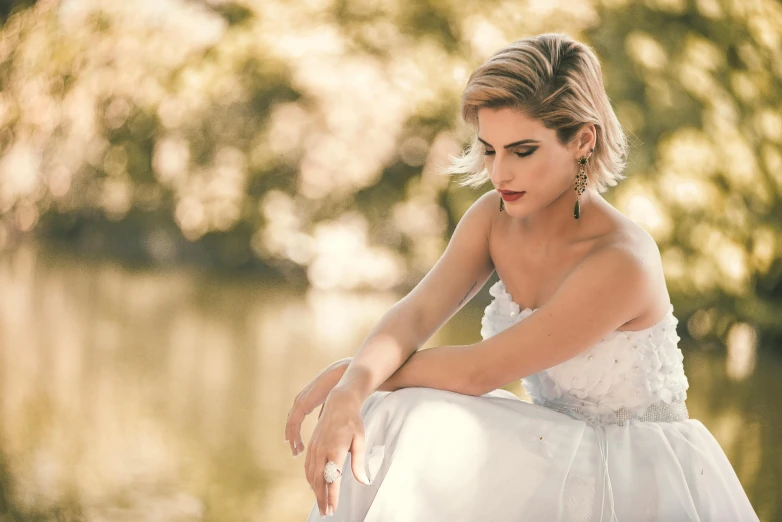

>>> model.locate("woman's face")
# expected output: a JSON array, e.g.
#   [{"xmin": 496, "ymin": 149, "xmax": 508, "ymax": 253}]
[{"xmin": 477, "ymin": 107, "xmax": 582, "ymax": 215}]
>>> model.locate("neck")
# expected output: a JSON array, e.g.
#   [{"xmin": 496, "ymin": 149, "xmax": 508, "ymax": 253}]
[{"xmin": 517, "ymin": 186, "xmax": 600, "ymax": 245}]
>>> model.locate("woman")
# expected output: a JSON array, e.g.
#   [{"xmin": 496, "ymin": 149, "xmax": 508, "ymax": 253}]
[{"xmin": 286, "ymin": 33, "xmax": 760, "ymax": 521}]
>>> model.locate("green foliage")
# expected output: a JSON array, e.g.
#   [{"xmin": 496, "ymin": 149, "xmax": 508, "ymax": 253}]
[{"xmin": 0, "ymin": 0, "xmax": 781, "ymax": 348}]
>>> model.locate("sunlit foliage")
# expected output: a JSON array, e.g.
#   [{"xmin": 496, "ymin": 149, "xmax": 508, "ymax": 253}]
[{"xmin": 0, "ymin": 0, "xmax": 781, "ymax": 348}]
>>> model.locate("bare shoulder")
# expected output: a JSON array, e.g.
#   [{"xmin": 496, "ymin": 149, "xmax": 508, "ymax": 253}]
[
  {"xmin": 608, "ymin": 215, "xmax": 664, "ymax": 272},
  {"xmin": 472, "ymin": 189, "xmax": 502, "ymax": 222},
  {"xmin": 589, "ymin": 215, "xmax": 671, "ymax": 329},
  {"xmin": 458, "ymin": 189, "xmax": 501, "ymax": 245},
  {"xmin": 449, "ymin": 189, "xmax": 499, "ymax": 251},
  {"xmin": 399, "ymin": 189, "xmax": 498, "ymax": 346}
]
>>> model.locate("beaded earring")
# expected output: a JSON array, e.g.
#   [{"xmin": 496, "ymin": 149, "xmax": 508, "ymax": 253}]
[
  {"xmin": 499, "ymin": 197, "xmax": 504, "ymax": 212},
  {"xmin": 573, "ymin": 147, "xmax": 594, "ymax": 219}
]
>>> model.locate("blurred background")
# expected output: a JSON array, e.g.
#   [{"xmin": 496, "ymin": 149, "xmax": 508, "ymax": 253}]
[{"xmin": 0, "ymin": 0, "xmax": 780, "ymax": 520}]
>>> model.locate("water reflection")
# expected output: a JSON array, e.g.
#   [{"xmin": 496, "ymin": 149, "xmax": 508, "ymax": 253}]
[{"xmin": 0, "ymin": 243, "xmax": 777, "ymax": 521}]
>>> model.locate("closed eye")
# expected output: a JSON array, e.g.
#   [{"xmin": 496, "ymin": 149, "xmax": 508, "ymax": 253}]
[{"xmin": 483, "ymin": 149, "xmax": 536, "ymax": 158}]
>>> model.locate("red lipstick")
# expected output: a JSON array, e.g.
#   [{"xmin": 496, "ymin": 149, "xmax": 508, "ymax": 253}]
[{"xmin": 499, "ymin": 190, "xmax": 526, "ymax": 201}]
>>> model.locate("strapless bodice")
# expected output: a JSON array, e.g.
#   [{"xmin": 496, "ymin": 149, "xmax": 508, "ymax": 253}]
[{"xmin": 480, "ymin": 279, "xmax": 690, "ymax": 425}]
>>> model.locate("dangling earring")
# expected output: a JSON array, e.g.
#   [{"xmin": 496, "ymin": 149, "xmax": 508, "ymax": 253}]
[
  {"xmin": 499, "ymin": 197, "xmax": 504, "ymax": 212},
  {"xmin": 573, "ymin": 147, "xmax": 593, "ymax": 219}
]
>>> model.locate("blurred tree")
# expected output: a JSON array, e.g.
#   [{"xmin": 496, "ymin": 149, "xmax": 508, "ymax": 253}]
[
  {"xmin": 0, "ymin": 0, "xmax": 35, "ymax": 24},
  {"xmin": 0, "ymin": 0, "xmax": 780, "ymax": 352}
]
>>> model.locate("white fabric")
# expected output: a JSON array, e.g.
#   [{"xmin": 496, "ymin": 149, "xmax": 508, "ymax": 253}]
[{"xmin": 305, "ymin": 279, "xmax": 760, "ymax": 521}]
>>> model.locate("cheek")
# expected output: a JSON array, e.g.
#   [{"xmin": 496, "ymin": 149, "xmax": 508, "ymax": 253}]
[
  {"xmin": 533, "ymin": 153, "xmax": 572, "ymax": 184},
  {"xmin": 524, "ymin": 154, "xmax": 554, "ymax": 182}
]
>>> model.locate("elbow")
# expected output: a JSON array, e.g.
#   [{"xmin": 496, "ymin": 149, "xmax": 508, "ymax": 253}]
[
  {"xmin": 468, "ymin": 380, "xmax": 491, "ymax": 397},
  {"xmin": 464, "ymin": 342, "xmax": 520, "ymax": 396},
  {"xmin": 458, "ymin": 369, "xmax": 485, "ymax": 397},
  {"xmin": 465, "ymin": 347, "xmax": 493, "ymax": 396},
  {"xmin": 470, "ymin": 373, "xmax": 496, "ymax": 397}
]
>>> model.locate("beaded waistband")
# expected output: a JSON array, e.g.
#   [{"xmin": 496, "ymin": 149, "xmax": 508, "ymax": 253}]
[{"xmin": 535, "ymin": 398, "xmax": 690, "ymax": 426}]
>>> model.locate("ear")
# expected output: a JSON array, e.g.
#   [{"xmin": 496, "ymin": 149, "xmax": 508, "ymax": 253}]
[{"xmin": 574, "ymin": 123, "xmax": 597, "ymax": 159}]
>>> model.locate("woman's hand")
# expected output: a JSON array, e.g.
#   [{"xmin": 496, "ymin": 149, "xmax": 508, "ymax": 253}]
[
  {"xmin": 285, "ymin": 357, "xmax": 352, "ymax": 457},
  {"xmin": 305, "ymin": 388, "xmax": 372, "ymax": 517}
]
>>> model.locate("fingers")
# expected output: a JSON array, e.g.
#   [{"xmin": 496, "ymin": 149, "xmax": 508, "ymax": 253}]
[
  {"xmin": 324, "ymin": 450, "xmax": 346, "ymax": 516},
  {"xmin": 285, "ymin": 424, "xmax": 298, "ymax": 456},
  {"xmin": 286, "ymin": 400, "xmax": 306, "ymax": 457},
  {"xmin": 312, "ymin": 447, "xmax": 333, "ymax": 516},
  {"xmin": 289, "ymin": 437, "xmax": 304, "ymax": 457},
  {"xmin": 289, "ymin": 423, "xmax": 304, "ymax": 457},
  {"xmin": 350, "ymin": 427, "xmax": 372, "ymax": 486},
  {"xmin": 285, "ymin": 402, "xmax": 296, "ymax": 447},
  {"xmin": 320, "ymin": 430, "xmax": 371, "ymax": 516},
  {"xmin": 305, "ymin": 436, "xmax": 315, "ymax": 490}
]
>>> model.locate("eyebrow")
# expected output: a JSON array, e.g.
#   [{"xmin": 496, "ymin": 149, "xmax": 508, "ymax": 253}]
[{"xmin": 477, "ymin": 137, "xmax": 541, "ymax": 149}]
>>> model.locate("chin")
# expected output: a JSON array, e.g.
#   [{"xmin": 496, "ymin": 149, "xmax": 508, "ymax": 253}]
[
  {"xmin": 504, "ymin": 205, "xmax": 530, "ymax": 217},
  {"xmin": 504, "ymin": 197, "xmax": 532, "ymax": 212}
]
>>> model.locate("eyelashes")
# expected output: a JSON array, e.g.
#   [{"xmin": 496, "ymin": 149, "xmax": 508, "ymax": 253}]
[{"xmin": 483, "ymin": 149, "xmax": 536, "ymax": 158}]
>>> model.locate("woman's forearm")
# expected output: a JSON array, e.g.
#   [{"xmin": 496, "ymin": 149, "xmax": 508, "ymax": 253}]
[
  {"xmin": 332, "ymin": 301, "xmax": 430, "ymax": 405},
  {"xmin": 375, "ymin": 344, "xmax": 483, "ymax": 395}
]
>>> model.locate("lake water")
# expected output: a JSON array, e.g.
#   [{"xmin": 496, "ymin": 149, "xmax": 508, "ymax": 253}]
[{"xmin": 0, "ymin": 243, "xmax": 778, "ymax": 521}]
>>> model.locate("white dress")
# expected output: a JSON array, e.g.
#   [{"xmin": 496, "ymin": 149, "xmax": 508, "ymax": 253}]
[{"xmin": 305, "ymin": 279, "xmax": 760, "ymax": 521}]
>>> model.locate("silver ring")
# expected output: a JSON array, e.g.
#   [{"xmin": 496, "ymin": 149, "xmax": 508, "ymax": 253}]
[{"xmin": 324, "ymin": 460, "xmax": 341, "ymax": 484}]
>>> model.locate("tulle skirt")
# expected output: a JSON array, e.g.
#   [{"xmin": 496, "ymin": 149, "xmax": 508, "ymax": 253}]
[{"xmin": 305, "ymin": 387, "xmax": 759, "ymax": 522}]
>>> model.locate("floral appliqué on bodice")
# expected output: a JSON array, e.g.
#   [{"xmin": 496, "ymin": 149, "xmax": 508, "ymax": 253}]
[{"xmin": 480, "ymin": 280, "xmax": 689, "ymax": 425}]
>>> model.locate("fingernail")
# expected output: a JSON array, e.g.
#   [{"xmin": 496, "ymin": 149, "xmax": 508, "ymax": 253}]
[{"xmin": 327, "ymin": 506, "xmax": 334, "ymax": 516}]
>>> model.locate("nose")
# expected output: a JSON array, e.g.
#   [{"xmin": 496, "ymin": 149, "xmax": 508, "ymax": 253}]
[{"xmin": 488, "ymin": 154, "xmax": 513, "ymax": 188}]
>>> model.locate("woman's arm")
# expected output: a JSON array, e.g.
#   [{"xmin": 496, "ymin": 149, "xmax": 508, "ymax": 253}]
[
  {"xmin": 331, "ymin": 302, "xmax": 430, "ymax": 404},
  {"xmin": 375, "ymin": 344, "xmax": 481, "ymax": 395},
  {"xmin": 332, "ymin": 301, "xmax": 485, "ymax": 405},
  {"xmin": 366, "ymin": 246, "xmax": 654, "ymax": 398},
  {"xmin": 332, "ymin": 193, "xmax": 497, "ymax": 406},
  {"xmin": 467, "ymin": 246, "xmax": 655, "ymax": 396}
]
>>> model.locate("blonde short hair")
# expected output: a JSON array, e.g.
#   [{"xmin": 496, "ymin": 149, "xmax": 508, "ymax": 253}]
[{"xmin": 443, "ymin": 33, "xmax": 628, "ymax": 194}]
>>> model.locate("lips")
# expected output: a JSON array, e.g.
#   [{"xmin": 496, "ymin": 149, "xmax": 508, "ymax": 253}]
[{"xmin": 499, "ymin": 190, "xmax": 525, "ymax": 201}]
